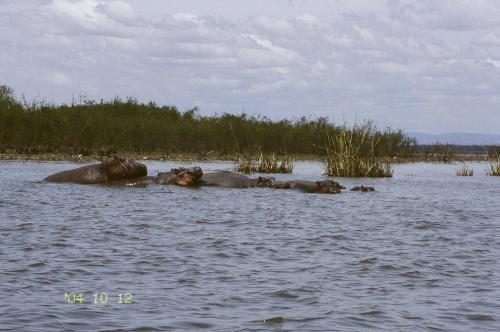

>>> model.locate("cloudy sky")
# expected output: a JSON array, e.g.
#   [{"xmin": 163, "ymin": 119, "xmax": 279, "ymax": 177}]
[{"xmin": 1, "ymin": 0, "xmax": 500, "ymax": 134}]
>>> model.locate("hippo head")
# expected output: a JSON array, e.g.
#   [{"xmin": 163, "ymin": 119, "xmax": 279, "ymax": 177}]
[
  {"xmin": 256, "ymin": 176, "xmax": 276, "ymax": 188},
  {"xmin": 313, "ymin": 180, "xmax": 345, "ymax": 194},
  {"xmin": 157, "ymin": 166, "xmax": 203, "ymax": 186},
  {"xmin": 351, "ymin": 185, "xmax": 375, "ymax": 192},
  {"xmin": 256, "ymin": 176, "xmax": 291, "ymax": 189},
  {"xmin": 103, "ymin": 155, "xmax": 147, "ymax": 181}
]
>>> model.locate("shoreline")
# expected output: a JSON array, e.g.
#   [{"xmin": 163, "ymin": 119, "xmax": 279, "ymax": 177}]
[
  {"xmin": 0, "ymin": 153, "xmax": 494, "ymax": 163},
  {"xmin": 0, "ymin": 152, "xmax": 323, "ymax": 163},
  {"xmin": 0, "ymin": 153, "xmax": 239, "ymax": 163}
]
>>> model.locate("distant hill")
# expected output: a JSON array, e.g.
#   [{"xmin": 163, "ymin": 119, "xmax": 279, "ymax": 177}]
[{"xmin": 409, "ymin": 132, "xmax": 500, "ymax": 145}]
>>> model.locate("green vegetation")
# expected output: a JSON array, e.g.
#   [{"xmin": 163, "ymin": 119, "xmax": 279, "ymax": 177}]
[
  {"xmin": 416, "ymin": 144, "xmax": 456, "ymax": 162},
  {"xmin": 0, "ymin": 85, "xmax": 416, "ymax": 161},
  {"xmin": 455, "ymin": 162, "xmax": 474, "ymax": 176},
  {"xmin": 486, "ymin": 145, "xmax": 499, "ymax": 159},
  {"xmin": 410, "ymin": 144, "xmax": 500, "ymax": 162},
  {"xmin": 322, "ymin": 122, "xmax": 393, "ymax": 177},
  {"xmin": 235, "ymin": 153, "xmax": 295, "ymax": 174},
  {"xmin": 487, "ymin": 160, "xmax": 500, "ymax": 176}
]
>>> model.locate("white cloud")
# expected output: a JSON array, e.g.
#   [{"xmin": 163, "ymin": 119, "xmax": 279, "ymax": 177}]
[
  {"xmin": 388, "ymin": 0, "xmax": 500, "ymax": 30},
  {"xmin": 96, "ymin": 1, "xmax": 141, "ymax": 25},
  {"xmin": 173, "ymin": 12, "xmax": 202, "ymax": 25},
  {"xmin": 250, "ymin": 15, "xmax": 295, "ymax": 35},
  {"xmin": 46, "ymin": 72, "xmax": 73, "ymax": 87},
  {"xmin": 2, "ymin": 0, "xmax": 500, "ymax": 133},
  {"xmin": 295, "ymin": 13, "xmax": 319, "ymax": 26},
  {"xmin": 241, "ymin": 33, "xmax": 300, "ymax": 63}
]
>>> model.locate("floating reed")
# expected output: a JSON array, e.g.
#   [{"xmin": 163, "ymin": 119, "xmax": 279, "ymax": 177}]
[
  {"xmin": 322, "ymin": 122, "xmax": 393, "ymax": 177},
  {"xmin": 455, "ymin": 162, "xmax": 474, "ymax": 176}
]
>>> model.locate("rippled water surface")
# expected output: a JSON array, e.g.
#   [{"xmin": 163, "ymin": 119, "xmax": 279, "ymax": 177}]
[{"xmin": 1, "ymin": 160, "xmax": 499, "ymax": 331}]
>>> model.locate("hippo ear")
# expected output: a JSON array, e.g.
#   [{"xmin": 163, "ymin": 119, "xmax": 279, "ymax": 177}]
[
  {"xmin": 193, "ymin": 166, "xmax": 203, "ymax": 177},
  {"xmin": 314, "ymin": 181, "xmax": 321, "ymax": 190}
]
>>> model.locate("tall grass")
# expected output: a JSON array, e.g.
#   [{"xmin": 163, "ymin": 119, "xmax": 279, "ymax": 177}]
[
  {"xmin": 322, "ymin": 122, "xmax": 393, "ymax": 177},
  {"xmin": 487, "ymin": 160, "xmax": 500, "ymax": 176},
  {"xmin": 455, "ymin": 162, "xmax": 473, "ymax": 176},
  {"xmin": 486, "ymin": 145, "xmax": 499, "ymax": 159},
  {"xmin": 0, "ymin": 84, "xmax": 416, "ymax": 158},
  {"xmin": 235, "ymin": 153, "xmax": 295, "ymax": 174},
  {"xmin": 235, "ymin": 157, "xmax": 253, "ymax": 174}
]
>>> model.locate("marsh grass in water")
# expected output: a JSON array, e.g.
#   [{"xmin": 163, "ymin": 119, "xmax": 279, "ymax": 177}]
[
  {"xmin": 455, "ymin": 162, "xmax": 474, "ymax": 176},
  {"xmin": 322, "ymin": 122, "xmax": 393, "ymax": 177},
  {"xmin": 487, "ymin": 160, "xmax": 500, "ymax": 176},
  {"xmin": 235, "ymin": 153, "xmax": 295, "ymax": 174},
  {"xmin": 235, "ymin": 157, "xmax": 253, "ymax": 174}
]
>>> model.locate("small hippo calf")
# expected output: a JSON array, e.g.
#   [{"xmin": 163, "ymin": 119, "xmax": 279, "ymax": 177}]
[{"xmin": 351, "ymin": 185, "xmax": 375, "ymax": 192}]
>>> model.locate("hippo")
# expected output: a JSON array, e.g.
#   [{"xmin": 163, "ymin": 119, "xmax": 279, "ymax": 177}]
[
  {"xmin": 350, "ymin": 185, "xmax": 375, "ymax": 192},
  {"xmin": 108, "ymin": 166, "xmax": 203, "ymax": 187},
  {"xmin": 44, "ymin": 155, "xmax": 147, "ymax": 184},
  {"xmin": 44, "ymin": 156, "xmax": 346, "ymax": 194},
  {"xmin": 286, "ymin": 180, "xmax": 345, "ymax": 194},
  {"xmin": 199, "ymin": 171, "xmax": 267, "ymax": 188},
  {"xmin": 199, "ymin": 171, "xmax": 344, "ymax": 194}
]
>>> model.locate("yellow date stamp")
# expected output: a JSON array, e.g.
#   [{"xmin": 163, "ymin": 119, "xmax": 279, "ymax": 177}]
[{"xmin": 64, "ymin": 291, "xmax": 134, "ymax": 304}]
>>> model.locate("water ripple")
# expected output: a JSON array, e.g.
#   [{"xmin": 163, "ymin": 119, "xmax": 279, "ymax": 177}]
[{"xmin": 1, "ymin": 161, "xmax": 500, "ymax": 331}]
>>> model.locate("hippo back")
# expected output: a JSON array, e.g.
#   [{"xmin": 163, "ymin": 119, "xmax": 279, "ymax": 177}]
[
  {"xmin": 44, "ymin": 157, "xmax": 147, "ymax": 184},
  {"xmin": 201, "ymin": 171, "xmax": 256, "ymax": 188},
  {"xmin": 287, "ymin": 180, "xmax": 343, "ymax": 194},
  {"xmin": 44, "ymin": 164, "xmax": 108, "ymax": 184},
  {"xmin": 104, "ymin": 157, "xmax": 147, "ymax": 181}
]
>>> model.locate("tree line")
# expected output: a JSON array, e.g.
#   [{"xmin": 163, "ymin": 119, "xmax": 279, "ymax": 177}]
[{"xmin": 0, "ymin": 84, "xmax": 417, "ymax": 157}]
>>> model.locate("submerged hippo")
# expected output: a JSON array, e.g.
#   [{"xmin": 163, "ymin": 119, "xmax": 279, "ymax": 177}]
[
  {"xmin": 108, "ymin": 166, "xmax": 203, "ymax": 187},
  {"xmin": 44, "ymin": 156, "xmax": 346, "ymax": 194},
  {"xmin": 44, "ymin": 155, "xmax": 147, "ymax": 184},
  {"xmin": 45, "ymin": 158, "xmax": 203, "ymax": 187},
  {"xmin": 200, "ymin": 171, "xmax": 270, "ymax": 188},
  {"xmin": 199, "ymin": 170, "xmax": 344, "ymax": 194},
  {"xmin": 286, "ymin": 180, "xmax": 345, "ymax": 194},
  {"xmin": 350, "ymin": 185, "xmax": 375, "ymax": 192}
]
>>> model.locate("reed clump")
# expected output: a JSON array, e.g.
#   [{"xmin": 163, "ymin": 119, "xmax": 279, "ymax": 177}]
[
  {"xmin": 322, "ymin": 122, "xmax": 393, "ymax": 177},
  {"xmin": 487, "ymin": 160, "xmax": 500, "ymax": 176},
  {"xmin": 235, "ymin": 153, "xmax": 295, "ymax": 174},
  {"xmin": 455, "ymin": 162, "xmax": 474, "ymax": 176},
  {"xmin": 235, "ymin": 157, "xmax": 254, "ymax": 174}
]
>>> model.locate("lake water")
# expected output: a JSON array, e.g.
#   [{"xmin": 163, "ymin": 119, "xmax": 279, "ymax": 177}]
[{"xmin": 1, "ymin": 160, "xmax": 499, "ymax": 331}]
